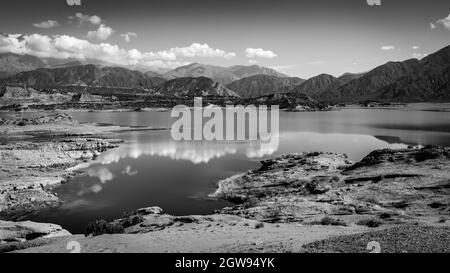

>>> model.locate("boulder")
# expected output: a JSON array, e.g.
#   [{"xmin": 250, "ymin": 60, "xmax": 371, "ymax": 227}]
[
  {"xmin": 136, "ymin": 206, "xmax": 163, "ymax": 215},
  {"xmin": 0, "ymin": 220, "xmax": 71, "ymax": 243}
]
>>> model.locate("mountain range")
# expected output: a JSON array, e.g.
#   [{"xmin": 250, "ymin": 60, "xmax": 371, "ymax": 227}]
[
  {"xmin": 374, "ymin": 45, "xmax": 450, "ymax": 102},
  {"xmin": 1, "ymin": 64, "xmax": 165, "ymax": 89},
  {"xmin": 318, "ymin": 59, "xmax": 421, "ymax": 102},
  {"xmin": 0, "ymin": 53, "xmax": 124, "ymax": 79},
  {"xmin": 162, "ymin": 63, "xmax": 287, "ymax": 85},
  {"xmin": 0, "ymin": 44, "xmax": 449, "ymax": 102},
  {"xmin": 226, "ymin": 75, "xmax": 305, "ymax": 98}
]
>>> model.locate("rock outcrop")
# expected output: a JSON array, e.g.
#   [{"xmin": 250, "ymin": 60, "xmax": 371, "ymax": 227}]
[
  {"xmin": 212, "ymin": 146, "xmax": 450, "ymax": 225},
  {"xmin": 0, "ymin": 113, "xmax": 123, "ymax": 218},
  {"xmin": 0, "ymin": 220, "xmax": 70, "ymax": 243}
]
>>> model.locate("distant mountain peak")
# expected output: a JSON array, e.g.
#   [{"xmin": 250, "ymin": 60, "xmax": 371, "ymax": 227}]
[
  {"xmin": 163, "ymin": 63, "xmax": 289, "ymax": 85},
  {"xmin": 226, "ymin": 74, "xmax": 305, "ymax": 98},
  {"xmin": 157, "ymin": 76, "xmax": 238, "ymax": 97}
]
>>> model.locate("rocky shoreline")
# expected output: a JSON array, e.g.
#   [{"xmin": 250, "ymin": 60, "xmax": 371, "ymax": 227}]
[
  {"xmin": 212, "ymin": 146, "xmax": 450, "ymax": 226},
  {"xmin": 0, "ymin": 112, "xmax": 449, "ymax": 252},
  {"xmin": 0, "ymin": 113, "xmax": 132, "ymax": 244}
]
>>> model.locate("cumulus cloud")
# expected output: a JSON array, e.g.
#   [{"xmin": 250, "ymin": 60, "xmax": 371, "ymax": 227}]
[
  {"xmin": 0, "ymin": 33, "xmax": 235, "ymax": 70},
  {"xmin": 87, "ymin": 167, "xmax": 114, "ymax": 184},
  {"xmin": 87, "ymin": 24, "xmax": 114, "ymax": 41},
  {"xmin": 430, "ymin": 22, "xmax": 436, "ymax": 29},
  {"xmin": 69, "ymin": 13, "xmax": 102, "ymax": 25},
  {"xmin": 268, "ymin": 64, "xmax": 296, "ymax": 73},
  {"xmin": 245, "ymin": 48, "xmax": 277, "ymax": 59},
  {"xmin": 412, "ymin": 45, "xmax": 420, "ymax": 50},
  {"xmin": 33, "ymin": 20, "xmax": 59, "ymax": 29},
  {"xmin": 436, "ymin": 14, "xmax": 450, "ymax": 30},
  {"xmin": 381, "ymin": 45, "xmax": 395, "ymax": 50},
  {"xmin": 169, "ymin": 43, "xmax": 236, "ymax": 59},
  {"xmin": 121, "ymin": 32, "xmax": 137, "ymax": 42}
]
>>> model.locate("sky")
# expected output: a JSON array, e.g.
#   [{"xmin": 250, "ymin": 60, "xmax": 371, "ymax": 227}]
[{"xmin": 0, "ymin": 0, "xmax": 449, "ymax": 78}]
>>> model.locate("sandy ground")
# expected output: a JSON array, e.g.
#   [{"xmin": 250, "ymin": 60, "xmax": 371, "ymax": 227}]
[{"xmin": 16, "ymin": 215, "xmax": 371, "ymax": 253}]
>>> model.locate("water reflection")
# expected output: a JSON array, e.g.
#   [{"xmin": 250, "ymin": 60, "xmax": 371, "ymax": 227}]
[{"xmin": 24, "ymin": 104, "xmax": 450, "ymax": 233}]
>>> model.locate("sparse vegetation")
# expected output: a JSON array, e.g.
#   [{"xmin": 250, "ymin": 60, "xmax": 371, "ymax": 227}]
[
  {"xmin": 85, "ymin": 211, "xmax": 146, "ymax": 236},
  {"xmin": 120, "ymin": 211, "xmax": 145, "ymax": 228},
  {"xmin": 357, "ymin": 218, "xmax": 383, "ymax": 228},
  {"xmin": 85, "ymin": 219, "xmax": 124, "ymax": 237},
  {"xmin": 310, "ymin": 216, "xmax": 347, "ymax": 226}
]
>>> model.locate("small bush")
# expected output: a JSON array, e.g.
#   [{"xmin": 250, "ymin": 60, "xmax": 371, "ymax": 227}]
[
  {"xmin": 253, "ymin": 222, "xmax": 264, "ymax": 229},
  {"xmin": 311, "ymin": 216, "xmax": 347, "ymax": 226},
  {"xmin": 85, "ymin": 219, "xmax": 124, "ymax": 237},
  {"xmin": 357, "ymin": 218, "xmax": 383, "ymax": 228},
  {"xmin": 85, "ymin": 211, "xmax": 146, "ymax": 236},
  {"xmin": 121, "ymin": 214, "xmax": 145, "ymax": 228}
]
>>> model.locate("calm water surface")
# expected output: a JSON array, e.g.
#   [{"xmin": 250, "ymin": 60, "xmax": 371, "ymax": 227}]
[{"xmin": 14, "ymin": 104, "xmax": 450, "ymax": 233}]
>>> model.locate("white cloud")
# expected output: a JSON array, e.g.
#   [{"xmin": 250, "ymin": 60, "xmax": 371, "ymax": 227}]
[
  {"xmin": 248, "ymin": 59, "xmax": 258, "ymax": 64},
  {"xmin": 89, "ymin": 184, "xmax": 103, "ymax": 194},
  {"xmin": 268, "ymin": 64, "xmax": 296, "ymax": 73},
  {"xmin": 412, "ymin": 45, "xmax": 420, "ymax": 50},
  {"xmin": 87, "ymin": 167, "xmax": 114, "ymax": 184},
  {"xmin": 33, "ymin": 20, "xmax": 59, "ymax": 29},
  {"xmin": 430, "ymin": 22, "xmax": 436, "ymax": 29},
  {"xmin": 121, "ymin": 165, "xmax": 138, "ymax": 176},
  {"xmin": 169, "ymin": 43, "xmax": 236, "ymax": 59},
  {"xmin": 436, "ymin": 14, "xmax": 450, "ymax": 30},
  {"xmin": 413, "ymin": 52, "xmax": 427, "ymax": 59},
  {"xmin": 245, "ymin": 48, "xmax": 277, "ymax": 59},
  {"xmin": 0, "ymin": 33, "xmax": 235, "ymax": 70},
  {"xmin": 69, "ymin": 13, "xmax": 102, "ymax": 25},
  {"xmin": 381, "ymin": 45, "xmax": 395, "ymax": 50},
  {"xmin": 87, "ymin": 24, "xmax": 114, "ymax": 41},
  {"xmin": 121, "ymin": 32, "xmax": 137, "ymax": 42}
]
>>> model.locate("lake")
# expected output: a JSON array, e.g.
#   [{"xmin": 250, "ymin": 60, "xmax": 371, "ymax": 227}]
[{"xmin": 22, "ymin": 104, "xmax": 450, "ymax": 233}]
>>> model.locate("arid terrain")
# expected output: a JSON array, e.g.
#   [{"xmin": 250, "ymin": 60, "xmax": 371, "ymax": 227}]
[{"xmin": 0, "ymin": 112, "xmax": 448, "ymax": 253}]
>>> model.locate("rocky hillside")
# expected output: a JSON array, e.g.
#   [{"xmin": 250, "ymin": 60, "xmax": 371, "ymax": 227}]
[
  {"xmin": 226, "ymin": 74, "xmax": 304, "ymax": 98},
  {"xmin": 1, "ymin": 65, "xmax": 165, "ymax": 89},
  {"xmin": 0, "ymin": 53, "xmax": 96, "ymax": 79},
  {"xmin": 157, "ymin": 77, "xmax": 239, "ymax": 97},
  {"xmin": 163, "ymin": 63, "xmax": 290, "ymax": 85},
  {"xmin": 317, "ymin": 44, "xmax": 450, "ymax": 103},
  {"xmin": 163, "ymin": 63, "xmax": 239, "ymax": 85},
  {"xmin": 0, "ymin": 53, "xmax": 47, "ymax": 78},
  {"xmin": 320, "ymin": 59, "xmax": 421, "ymax": 102},
  {"xmin": 289, "ymin": 74, "xmax": 338, "ymax": 98},
  {"xmin": 145, "ymin": 70, "xmax": 164, "ymax": 78},
  {"xmin": 337, "ymin": 72, "xmax": 365, "ymax": 83},
  {"xmin": 375, "ymin": 45, "xmax": 450, "ymax": 102},
  {"xmin": 228, "ymin": 65, "xmax": 288, "ymax": 78}
]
